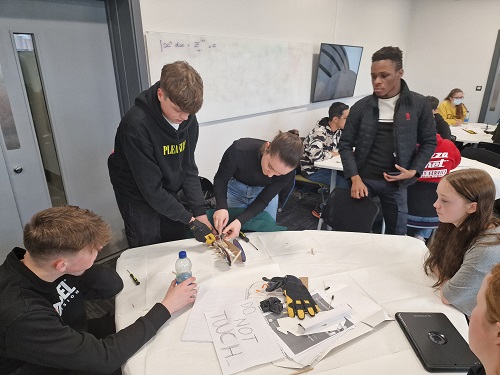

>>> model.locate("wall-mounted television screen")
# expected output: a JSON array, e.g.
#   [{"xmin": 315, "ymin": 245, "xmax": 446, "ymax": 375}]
[{"xmin": 311, "ymin": 43, "xmax": 363, "ymax": 103}]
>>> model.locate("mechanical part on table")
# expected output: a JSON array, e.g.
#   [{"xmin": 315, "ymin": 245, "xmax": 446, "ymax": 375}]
[{"xmin": 209, "ymin": 234, "xmax": 246, "ymax": 266}]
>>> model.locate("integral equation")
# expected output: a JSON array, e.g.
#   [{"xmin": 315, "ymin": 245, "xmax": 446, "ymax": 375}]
[{"xmin": 160, "ymin": 39, "xmax": 217, "ymax": 53}]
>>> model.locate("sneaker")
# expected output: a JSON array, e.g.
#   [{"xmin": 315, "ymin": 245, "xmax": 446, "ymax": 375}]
[{"xmin": 312, "ymin": 204, "xmax": 322, "ymax": 219}]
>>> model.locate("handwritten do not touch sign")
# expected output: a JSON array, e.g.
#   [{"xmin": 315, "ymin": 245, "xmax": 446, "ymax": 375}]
[{"xmin": 205, "ymin": 300, "xmax": 283, "ymax": 375}]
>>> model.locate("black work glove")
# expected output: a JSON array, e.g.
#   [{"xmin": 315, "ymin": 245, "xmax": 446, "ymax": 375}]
[
  {"xmin": 189, "ymin": 219, "xmax": 216, "ymax": 244},
  {"xmin": 263, "ymin": 275, "xmax": 319, "ymax": 319},
  {"xmin": 260, "ymin": 297, "xmax": 283, "ymax": 315}
]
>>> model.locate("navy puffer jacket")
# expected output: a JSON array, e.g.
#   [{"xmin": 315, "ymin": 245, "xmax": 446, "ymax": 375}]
[{"xmin": 339, "ymin": 79, "xmax": 436, "ymax": 187}]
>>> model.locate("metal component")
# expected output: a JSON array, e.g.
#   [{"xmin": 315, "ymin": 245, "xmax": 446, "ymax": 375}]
[
  {"xmin": 209, "ymin": 235, "xmax": 246, "ymax": 266},
  {"xmin": 13, "ymin": 166, "xmax": 23, "ymax": 174}
]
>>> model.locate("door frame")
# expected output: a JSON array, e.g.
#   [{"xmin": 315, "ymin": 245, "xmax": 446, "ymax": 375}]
[
  {"xmin": 479, "ymin": 29, "xmax": 500, "ymax": 123},
  {"xmin": 105, "ymin": 0, "xmax": 149, "ymax": 116}
]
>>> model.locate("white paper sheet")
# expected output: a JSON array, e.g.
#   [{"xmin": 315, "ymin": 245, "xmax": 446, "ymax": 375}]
[
  {"xmin": 205, "ymin": 299, "xmax": 284, "ymax": 375},
  {"xmin": 182, "ymin": 286, "xmax": 247, "ymax": 342}
]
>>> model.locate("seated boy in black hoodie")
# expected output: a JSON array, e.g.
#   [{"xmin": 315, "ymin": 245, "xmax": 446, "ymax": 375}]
[{"xmin": 0, "ymin": 206, "xmax": 197, "ymax": 375}]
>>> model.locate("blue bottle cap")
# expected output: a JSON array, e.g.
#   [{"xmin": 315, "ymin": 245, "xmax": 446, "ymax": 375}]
[{"xmin": 179, "ymin": 250, "xmax": 187, "ymax": 259}]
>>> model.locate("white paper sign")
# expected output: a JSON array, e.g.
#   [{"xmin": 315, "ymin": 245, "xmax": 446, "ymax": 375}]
[{"xmin": 205, "ymin": 300, "xmax": 284, "ymax": 375}]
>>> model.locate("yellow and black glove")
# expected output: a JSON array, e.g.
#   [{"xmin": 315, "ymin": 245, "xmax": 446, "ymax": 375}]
[
  {"xmin": 263, "ymin": 275, "xmax": 319, "ymax": 319},
  {"xmin": 189, "ymin": 219, "xmax": 216, "ymax": 245}
]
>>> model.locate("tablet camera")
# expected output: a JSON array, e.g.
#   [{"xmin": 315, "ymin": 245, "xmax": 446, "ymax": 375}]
[{"xmin": 428, "ymin": 331, "xmax": 447, "ymax": 345}]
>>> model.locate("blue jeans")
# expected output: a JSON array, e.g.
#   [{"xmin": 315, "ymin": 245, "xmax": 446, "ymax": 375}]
[
  {"xmin": 227, "ymin": 177, "xmax": 279, "ymax": 220},
  {"xmin": 363, "ymin": 178, "xmax": 408, "ymax": 235},
  {"xmin": 407, "ymin": 215, "xmax": 439, "ymax": 239},
  {"xmin": 307, "ymin": 170, "xmax": 351, "ymax": 189}
]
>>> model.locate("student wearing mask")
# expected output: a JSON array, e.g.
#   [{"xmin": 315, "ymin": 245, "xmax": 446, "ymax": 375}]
[{"xmin": 437, "ymin": 88, "xmax": 468, "ymax": 126}]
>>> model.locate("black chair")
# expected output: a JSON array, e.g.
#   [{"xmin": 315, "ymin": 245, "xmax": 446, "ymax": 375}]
[
  {"xmin": 407, "ymin": 181, "xmax": 439, "ymax": 238},
  {"xmin": 320, "ymin": 187, "xmax": 379, "ymax": 233},
  {"xmin": 476, "ymin": 142, "xmax": 500, "ymax": 155},
  {"xmin": 461, "ymin": 147, "xmax": 500, "ymax": 168}
]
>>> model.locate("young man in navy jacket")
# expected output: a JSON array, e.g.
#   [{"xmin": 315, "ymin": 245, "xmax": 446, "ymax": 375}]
[{"xmin": 339, "ymin": 46, "xmax": 436, "ymax": 234}]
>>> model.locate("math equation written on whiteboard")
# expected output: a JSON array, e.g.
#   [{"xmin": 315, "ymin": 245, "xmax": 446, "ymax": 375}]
[{"xmin": 160, "ymin": 39, "xmax": 217, "ymax": 53}]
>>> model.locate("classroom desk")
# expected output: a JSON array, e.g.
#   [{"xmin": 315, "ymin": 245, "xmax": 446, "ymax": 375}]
[
  {"xmin": 314, "ymin": 156, "xmax": 500, "ymax": 199},
  {"xmin": 115, "ymin": 231, "xmax": 470, "ymax": 375},
  {"xmin": 314, "ymin": 154, "xmax": 343, "ymax": 189},
  {"xmin": 450, "ymin": 123, "xmax": 496, "ymax": 144},
  {"xmin": 453, "ymin": 157, "xmax": 500, "ymax": 199}
]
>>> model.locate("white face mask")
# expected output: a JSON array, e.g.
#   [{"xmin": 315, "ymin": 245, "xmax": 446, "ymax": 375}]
[{"xmin": 452, "ymin": 98, "xmax": 462, "ymax": 105}]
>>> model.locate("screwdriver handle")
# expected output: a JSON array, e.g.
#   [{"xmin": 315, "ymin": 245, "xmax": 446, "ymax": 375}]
[{"xmin": 239, "ymin": 231, "xmax": 250, "ymax": 242}]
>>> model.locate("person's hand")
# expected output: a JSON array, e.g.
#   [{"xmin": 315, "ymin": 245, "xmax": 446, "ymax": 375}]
[
  {"xmin": 330, "ymin": 150, "xmax": 340, "ymax": 157},
  {"xmin": 383, "ymin": 164, "xmax": 416, "ymax": 182},
  {"xmin": 221, "ymin": 219, "xmax": 241, "ymax": 239},
  {"xmin": 454, "ymin": 119, "xmax": 463, "ymax": 126},
  {"xmin": 351, "ymin": 175, "xmax": 368, "ymax": 199},
  {"xmin": 263, "ymin": 275, "xmax": 318, "ymax": 319},
  {"xmin": 161, "ymin": 277, "xmax": 197, "ymax": 314},
  {"xmin": 189, "ymin": 219, "xmax": 216, "ymax": 244},
  {"xmin": 213, "ymin": 209, "xmax": 229, "ymax": 234}
]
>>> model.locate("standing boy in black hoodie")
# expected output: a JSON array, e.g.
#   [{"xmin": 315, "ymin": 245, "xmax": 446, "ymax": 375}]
[{"xmin": 108, "ymin": 61, "xmax": 213, "ymax": 248}]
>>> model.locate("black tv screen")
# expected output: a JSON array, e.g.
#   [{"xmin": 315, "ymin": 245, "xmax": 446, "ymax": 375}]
[{"xmin": 312, "ymin": 43, "xmax": 363, "ymax": 102}]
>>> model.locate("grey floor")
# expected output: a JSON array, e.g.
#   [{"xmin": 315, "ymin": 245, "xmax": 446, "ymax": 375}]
[{"xmin": 86, "ymin": 186, "xmax": 325, "ymax": 319}]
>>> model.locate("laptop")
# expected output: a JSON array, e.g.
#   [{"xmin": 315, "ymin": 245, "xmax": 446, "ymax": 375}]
[{"xmin": 396, "ymin": 312, "xmax": 481, "ymax": 372}]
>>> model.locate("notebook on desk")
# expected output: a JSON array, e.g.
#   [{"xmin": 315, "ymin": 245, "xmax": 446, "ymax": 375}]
[{"xmin": 396, "ymin": 312, "xmax": 481, "ymax": 372}]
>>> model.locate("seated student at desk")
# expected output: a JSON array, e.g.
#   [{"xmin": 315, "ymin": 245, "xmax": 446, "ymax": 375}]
[
  {"xmin": 300, "ymin": 101, "xmax": 350, "ymax": 186},
  {"xmin": 407, "ymin": 133, "xmax": 461, "ymax": 241},
  {"xmin": 437, "ymin": 88, "xmax": 468, "ymax": 126},
  {"xmin": 213, "ymin": 131, "xmax": 303, "ymax": 238},
  {"xmin": 467, "ymin": 263, "xmax": 500, "ymax": 375},
  {"xmin": 424, "ymin": 169, "xmax": 500, "ymax": 317},
  {"xmin": 0, "ymin": 206, "xmax": 197, "ymax": 375},
  {"xmin": 427, "ymin": 95, "xmax": 452, "ymax": 140}
]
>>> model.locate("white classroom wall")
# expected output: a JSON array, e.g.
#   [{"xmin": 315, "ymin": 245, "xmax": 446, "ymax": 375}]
[
  {"xmin": 138, "ymin": 0, "xmax": 499, "ymax": 180},
  {"xmin": 405, "ymin": 0, "xmax": 500, "ymax": 123}
]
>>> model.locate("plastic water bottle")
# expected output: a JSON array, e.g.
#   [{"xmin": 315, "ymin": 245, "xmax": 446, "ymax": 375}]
[
  {"xmin": 464, "ymin": 111, "xmax": 470, "ymax": 123},
  {"xmin": 175, "ymin": 250, "xmax": 192, "ymax": 284}
]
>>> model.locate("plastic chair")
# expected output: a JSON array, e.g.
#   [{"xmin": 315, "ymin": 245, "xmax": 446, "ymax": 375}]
[
  {"xmin": 461, "ymin": 147, "xmax": 500, "ymax": 168},
  {"xmin": 320, "ymin": 187, "xmax": 379, "ymax": 232},
  {"xmin": 406, "ymin": 181, "xmax": 439, "ymax": 237}
]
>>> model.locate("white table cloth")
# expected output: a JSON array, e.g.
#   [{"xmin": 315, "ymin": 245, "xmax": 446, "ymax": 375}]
[{"xmin": 115, "ymin": 231, "xmax": 471, "ymax": 375}]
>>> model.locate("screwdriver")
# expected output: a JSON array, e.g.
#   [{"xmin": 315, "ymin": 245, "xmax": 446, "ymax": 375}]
[
  {"xmin": 127, "ymin": 270, "xmax": 140, "ymax": 286},
  {"xmin": 239, "ymin": 231, "xmax": 259, "ymax": 251}
]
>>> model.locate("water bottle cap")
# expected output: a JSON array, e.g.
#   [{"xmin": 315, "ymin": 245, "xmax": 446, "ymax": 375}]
[{"xmin": 179, "ymin": 250, "xmax": 187, "ymax": 259}]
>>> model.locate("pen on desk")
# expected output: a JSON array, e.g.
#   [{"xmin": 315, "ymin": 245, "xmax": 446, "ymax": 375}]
[
  {"xmin": 328, "ymin": 295, "xmax": 335, "ymax": 310},
  {"xmin": 127, "ymin": 270, "xmax": 140, "ymax": 286}
]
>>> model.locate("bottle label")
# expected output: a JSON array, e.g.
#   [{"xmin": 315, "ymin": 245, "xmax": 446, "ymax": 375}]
[{"xmin": 176, "ymin": 272, "xmax": 192, "ymax": 284}]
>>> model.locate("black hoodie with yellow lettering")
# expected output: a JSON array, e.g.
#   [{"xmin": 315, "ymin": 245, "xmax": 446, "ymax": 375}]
[{"xmin": 108, "ymin": 82, "xmax": 205, "ymax": 224}]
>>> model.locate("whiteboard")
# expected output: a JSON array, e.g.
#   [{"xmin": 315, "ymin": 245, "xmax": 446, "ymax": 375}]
[{"xmin": 145, "ymin": 32, "xmax": 312, "ymax": 123}]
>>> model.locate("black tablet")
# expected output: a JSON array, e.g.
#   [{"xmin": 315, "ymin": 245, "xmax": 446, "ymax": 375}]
[{"xmin": 395, "ymin": 312, "xmax": 481, "ymax": 372}]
